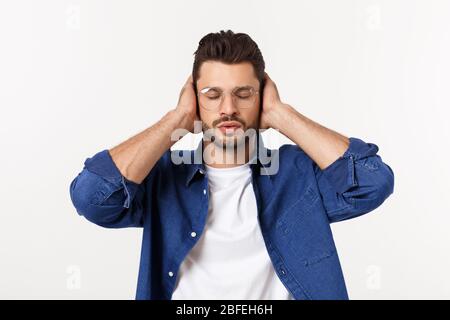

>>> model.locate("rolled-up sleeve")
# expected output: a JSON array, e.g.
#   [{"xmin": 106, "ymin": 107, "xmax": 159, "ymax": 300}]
[
  {"xmin": 315, "ymin": 137, "xmax": 395, "ymax": 223},
  {"xmin": 69, "ymin": 149, "xmax": 150, "ymax": 228}
]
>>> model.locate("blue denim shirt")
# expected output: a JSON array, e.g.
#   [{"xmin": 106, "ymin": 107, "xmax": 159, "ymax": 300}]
[{"xmin": 69, "ymin": 136, "xmax": 394, "ymax": 300}]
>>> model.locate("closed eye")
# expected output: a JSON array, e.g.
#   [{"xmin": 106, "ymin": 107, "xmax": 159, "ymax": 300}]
[
  {"xmin": 234, "ymin": 88, "xmax": 253, "ymax": 99},
  {"xmin": 201, "ymin": 87, "xmax": 222, "ymax": 99}
]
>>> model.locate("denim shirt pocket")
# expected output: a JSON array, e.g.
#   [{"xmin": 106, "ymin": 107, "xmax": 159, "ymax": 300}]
[
  {"xmin": 276, "ymin": 185, "xmax": 337, "ymax": 265},
  {"xmin": 276, "ymin": 185, "xmax": 319, "ymax": 236}
]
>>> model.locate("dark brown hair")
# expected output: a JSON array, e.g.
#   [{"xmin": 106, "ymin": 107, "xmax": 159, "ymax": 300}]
[{"xmin": 192, "ymin": 30, "xmax": 265, "ymax": 90}]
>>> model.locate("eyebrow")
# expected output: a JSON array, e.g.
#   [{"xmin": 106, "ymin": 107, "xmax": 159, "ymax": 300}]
[{"xmin": 200, "ymin": 85, "xmax": 255, "ymax": 93}]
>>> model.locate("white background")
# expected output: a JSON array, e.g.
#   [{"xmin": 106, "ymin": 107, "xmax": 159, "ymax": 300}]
[{"xmin": 0, "ymin": 0, "xmax": 449, "ymax": 299}]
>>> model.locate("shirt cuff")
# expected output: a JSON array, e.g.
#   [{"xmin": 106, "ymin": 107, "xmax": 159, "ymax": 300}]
[
  {"xmin": 83, "ymin": 149, "xmax": 141, "ymax": 208},
  {"xmin": 321, "ymin": 137, "xmax": 379, "ymax": 194}
]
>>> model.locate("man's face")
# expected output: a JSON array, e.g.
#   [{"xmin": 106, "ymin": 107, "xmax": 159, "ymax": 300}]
[{"xmin": 196, "ymin": 61, "xmax": 260, "ymax": 148}]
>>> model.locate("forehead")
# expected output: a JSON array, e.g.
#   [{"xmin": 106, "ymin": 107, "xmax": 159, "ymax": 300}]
[{"xmin": 196, "ymin": 61, "xmax": 259, "ymax": 89}]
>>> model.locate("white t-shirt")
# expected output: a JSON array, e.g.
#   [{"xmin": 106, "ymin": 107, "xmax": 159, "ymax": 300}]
[{"xmin": 171, "ymin": 162, "xmax": 294, "ymax": 300}]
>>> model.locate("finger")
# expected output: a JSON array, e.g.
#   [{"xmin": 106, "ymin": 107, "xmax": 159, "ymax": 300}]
[
  {"xmin": 186, "ymin": 74, "xmax": 194, "ymax": 86},
  {"xmin": 178, "ymin": 87, "xmax": 185, "ymax": 103},
  {"xmin": 263, "ymin": 72, "xmax": 275, "ymax": 86}
]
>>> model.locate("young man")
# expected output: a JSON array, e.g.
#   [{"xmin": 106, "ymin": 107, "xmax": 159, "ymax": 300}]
[{"xmin": 70, "ymin": 30, "xmax": 394, "ymax": 300}]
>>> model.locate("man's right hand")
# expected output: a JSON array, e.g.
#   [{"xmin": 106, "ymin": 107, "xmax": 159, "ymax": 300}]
[
  {"xmin": 108, "ymin": 74, "xmax": 201, "ymax": 184},
  {"xmin": 175, "ymin": 75, "xmax": 200, "ymax": 133}
]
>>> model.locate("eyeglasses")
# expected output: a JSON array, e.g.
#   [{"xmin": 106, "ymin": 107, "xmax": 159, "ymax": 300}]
[{"xmin": 198, "ymin": 86, "xmax": 259, "ymax": 111}]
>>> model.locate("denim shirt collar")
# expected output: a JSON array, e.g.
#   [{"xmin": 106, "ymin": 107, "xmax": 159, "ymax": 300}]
[{"xmin": 185, "ymin": 133, "xmax": 274, "ymax": 187}]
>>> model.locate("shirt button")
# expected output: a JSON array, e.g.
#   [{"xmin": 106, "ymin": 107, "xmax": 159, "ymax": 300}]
[
  {"xmin": 168, "ymin": 271, "xmax": 174, "ymax": 277},
  {"xmin": 199, "ymin": 169, "xmax": 204, "ymax": 174},
  {"xmin": 203, "ymin": 189, "xmax": 207, "ymax": 195},
  {"xmin": 191, "ymin": 231, "xmax": 197, "ymax": 238}
]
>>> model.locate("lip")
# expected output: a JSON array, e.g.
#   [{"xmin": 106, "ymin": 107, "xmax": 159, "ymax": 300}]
[
  {"xmin": 217, "ymin": 121, "xmax": 242, "ymax": 135},
  {"xmin": 217, "ymin": 121, "xmax": 242, "ymax": 129}
]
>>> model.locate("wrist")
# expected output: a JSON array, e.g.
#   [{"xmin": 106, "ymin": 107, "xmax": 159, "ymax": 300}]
[
  {"xmin": 267, "ymin": 103, "xmax": 294, "ymax": 130},
  {"xmin": 168, "ymin": 108, "xmax": 196, "ymax": 132}
]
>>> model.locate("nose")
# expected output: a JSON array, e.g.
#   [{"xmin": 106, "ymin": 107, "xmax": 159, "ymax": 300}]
[{"xmin": 218, "ymin": 93, "xmax": 239, "ymax": 116}]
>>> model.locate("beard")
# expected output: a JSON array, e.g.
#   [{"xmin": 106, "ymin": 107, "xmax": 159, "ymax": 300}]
[
  {"xmin": 201, "ymin": 115, "xmax": 260, "ymax": 166},
  {"xmin": 202, "ymin": 116, "xmax": 256, "ymax": 150},
  {"xmin": 213, "ymin": 128, "xmax": 247, "ymax": 149}
]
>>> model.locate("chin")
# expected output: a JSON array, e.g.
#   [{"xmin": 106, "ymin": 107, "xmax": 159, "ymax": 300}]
[{"xmin": 217, "ymin": 134, "xmax": 248, "ymax": 149}]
